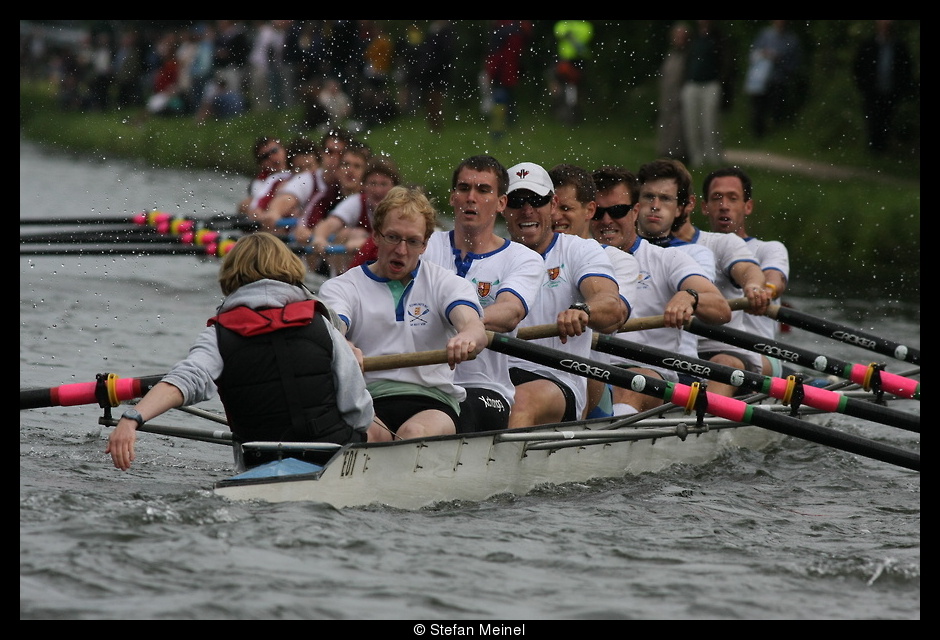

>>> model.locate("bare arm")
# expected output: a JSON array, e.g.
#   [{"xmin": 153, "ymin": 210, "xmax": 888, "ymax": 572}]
[
  {"xmin": 311, "ymin": 215, "xmax": 346, "ymax": 256},
  {"xmin": 764, "ymin": 268, "xmax": 787, "ymax": 299},
  {"xmin": 556, "ymin": 276, "xmax": 627, "ymax": 343},
  {"xmin": 250, "ymin": 192, "xmax": 300, "ymax": 233},
  {"xmin": 730, "ymin": 260, "xmax": 771, "ymax": 316},
  {"xmin": 665, "ymin": 274, "xmax": 732, "ymax": 328},
  {"xmin": 482, "ymin": 290, "xmax": 528, "ymax": 333},
  {"xmin": 105, "ymin": 381, "xmax": 184, "ymax": 471},
  {"xmin": 447, "ymin": 304, "xmax": 488, "ymax": 369}
]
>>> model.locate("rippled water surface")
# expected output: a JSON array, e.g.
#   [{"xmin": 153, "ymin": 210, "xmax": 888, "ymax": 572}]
[{"xmin": 20, "ymin": 140, "xmax": 919, "ymax": 620}]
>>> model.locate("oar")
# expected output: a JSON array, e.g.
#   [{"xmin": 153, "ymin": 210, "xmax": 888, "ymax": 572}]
[
  {"xmin": 22, "ymin": 343, "xmax": 441, "ymax": 410},
  {"xmin": 765, "ymin": 303, "xmax": 920, "ymax": 365},
  {"xmin": 20, "ymin": 226, "xmax": 234, "ymax": 246},
  {"xmin": 19, "ymin": 211, "xmax": 259, "ymax": 232},
  {"xmin": 518, "ymin": 297, "xmax": 754, "ymax": 341},
  {"xmin": 20, "ymin": 374, "xmax": 165, "ymax": 410},
  {"xmin": 97, "ymin": 415, "xmax": 233, "ymax": 445},
  {"xmin": 591, "ymin": 333, "xmax": 919, "ymax": 433},
  {"xmin": 685, "ymin": 318, "xmax": 920, "ymax": 401},
  {"xmin": 20, "ymin": 242, "xmax": 239, "ymax": 258},
  {"xmin": 21, "ymin": 228, "xmax": 174, "ymax": 244},
  {"xmin": 20, "ymin": 240, "xmax": 346, "ymax": 258},
  {"xmin": 484, "ymin": 332, "xmax": 919, "ymax": 472}
]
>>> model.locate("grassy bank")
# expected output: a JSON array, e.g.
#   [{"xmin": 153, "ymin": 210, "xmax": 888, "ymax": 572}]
[{"xmin": 20, "ymin": 80, "xmax": 919, "ymax": 300}]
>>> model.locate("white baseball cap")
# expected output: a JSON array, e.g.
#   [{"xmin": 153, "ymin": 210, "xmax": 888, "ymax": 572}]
[{"xmin": 507, "ymin": 162, "xmax": 553, "ymax": 196}]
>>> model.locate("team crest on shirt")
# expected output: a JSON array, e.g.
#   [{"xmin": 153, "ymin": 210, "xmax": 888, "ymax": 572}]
[
  {"xmin": 545, "ymin": 264, "xmax": 567, "ymax": 288},
  {"xmin": 636, "ymin": 270, "xmax": 652, "ymax": 288},
  {"xmin": 408, "ymin": 302, "xmax": 431, "ymax": 326},
  {"xmin": 477, "ymin": 281, "xmax": 492, "ymax": 298}
]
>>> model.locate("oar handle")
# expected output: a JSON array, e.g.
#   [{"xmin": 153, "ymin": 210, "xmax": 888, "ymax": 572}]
[
  {"xmin": 517, "ymin": 297, "xmax": 752, "ymax": 341},
  {"xmin": 364, "ymin": 350, "xmax": 451, "ymax": 371}
]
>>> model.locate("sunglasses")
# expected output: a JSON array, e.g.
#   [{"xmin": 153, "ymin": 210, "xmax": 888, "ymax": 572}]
[
  {"xmin": 592, "ymin": 204, "xmax": 634, "ymax": 221},
  {"xmin": 506, "ymin": 191, "xmax": 553, "ymax": 209},
  {"xmin": 256, "ymin": 146, "xmax": 280, "ymax": 162}
]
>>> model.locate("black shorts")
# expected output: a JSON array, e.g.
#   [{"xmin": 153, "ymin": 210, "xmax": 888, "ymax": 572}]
[
  {"xmin": 457, "ymin": 387, "xmax": 511, "ymax": 434},
  {"xmin": 509, "ymin": 368, "xmax": 577, "ymax": 423},
  {"xmin": 372, "ymin": 395, "xmax": 459, "ymax": 433}
]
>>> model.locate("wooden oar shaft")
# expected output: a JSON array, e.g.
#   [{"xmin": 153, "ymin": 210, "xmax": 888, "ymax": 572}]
[
  {"xmin": 592, "ymin": 333, "xmax": 919, "ymax": 432},
  {"xmin": 485, "ymin": 332, "xmax": 919, "ymax": 471},
  {"xmin": 766, "ymin": 304, "xmax": 920, "ymax": 365},
  {"xmin": 518, "ymin": 297, "xmax": 753, "ymax": 341}
]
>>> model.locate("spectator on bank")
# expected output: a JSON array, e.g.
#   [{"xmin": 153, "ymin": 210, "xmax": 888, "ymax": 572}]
[
  {"xmin": 213, "ymin": 20, "xmax": 251, "ymax": 102},
  {"xmin": 744, "ymin": 20, "xmax": 804, "ymax": 139},
  {"xmin": 483, "ymin": 20, "xmax": 532, "ymax": 140},
  {"xmin": 195, "ymin": 75, "xmax": 247, "ymax": 123},
  {"xmin": 317, "ymin": 77, "xmax": 354, "ymax": 131},
  {"xmin": 680, "ymin": 20, "xmax": 733, "ymax": 168},
  {"xmin": 248, "ymin": 20, "xmax": 292, "ymax": 112},
  {"xmin": 415, "ymin": 20, "xmax": 456, "ymax": 132},
  {"xmin": 80, "ymin": 32, "xmax": 113, "ymax": 112},
  {"xmin": 852, "ymin": 19, "xmax": 915, "ymax": 155},
  {"xmin": 393, "ymin": 23, "xmax": 425, "ymax": 115},
  {"xmin": 145, "ymin": 33, "xmax": 186, "ymax": 117},
  {"xmin": 656, "ymin": 22, "xmax": 691, "ymax": 163},
  {"xmin": 187, "ymin": 24, "xmax": 217, "ymax": 113},
  {"xmin": 112, "ymin": 29, "xmax": 144, "ymax": 109},
  {"xmin": 358, "ymin": 20, "xmax": 398, "ymax": 127}
]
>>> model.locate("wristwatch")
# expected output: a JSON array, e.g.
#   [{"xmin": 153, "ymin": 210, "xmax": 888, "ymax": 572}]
[
  {"xmin": 121, "ymin": 408, "xmax": 145, "ymax": 428},
  {"xmin": 569, "ymin": 302, "xmax": 591, "ymax": 317},
  {"xmin": 683, "ymin": 288, "xmax": 699, "ymax": 312}
]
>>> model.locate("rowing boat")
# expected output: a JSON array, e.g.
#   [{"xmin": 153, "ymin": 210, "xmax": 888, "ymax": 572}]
[
  {"xmin": 22, "ymin": 313, "xmax": 919, "ymax": 510},
  {"xmin": 213, "ymin": 407, "xmax": 785, "ymax": 509},
  {"xmin": 209, "ymin": 364, "xmax": 918, "ymax": 509}
]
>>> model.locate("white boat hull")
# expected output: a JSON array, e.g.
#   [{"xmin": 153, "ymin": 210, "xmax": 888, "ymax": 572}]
[{"xmin": 214, "ymin": 416, "xmax": 783, "ymax": 510}]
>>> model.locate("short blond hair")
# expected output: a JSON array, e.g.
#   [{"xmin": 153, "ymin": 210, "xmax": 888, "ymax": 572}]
[
  {"xmin": 218, "ymin": 232, "xmax": 306, "ymax": 296},
  {"xmin": 372, "ymin": 186, "xmax": 437, "ymax": 241}
]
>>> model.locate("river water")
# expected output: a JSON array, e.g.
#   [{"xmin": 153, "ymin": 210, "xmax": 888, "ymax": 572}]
[{"xmin": 20, "ymin": 139, "xmax": 920, "ymax": 620}]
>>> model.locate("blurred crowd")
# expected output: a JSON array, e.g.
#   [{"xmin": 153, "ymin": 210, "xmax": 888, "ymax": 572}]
[
  {"xmin": 20, "ymin": 20, "xmax": 459, "ymax": 133},
  {"xmin": 21, "ymin": 20, "xmax": 917, "ymax": 156}
]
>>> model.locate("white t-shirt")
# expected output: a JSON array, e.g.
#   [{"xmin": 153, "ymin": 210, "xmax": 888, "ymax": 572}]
[
  {"xmin": 688, "ymin": 227, "xmax": 763, "ymax": 372},
  {"xmin": 508, "ymin": 233, "xmax": 622, "ymax": 418},
  {"xmin": 613, "ymin": 237, "xmax": 711, "ymax": 381},
  {"xmin": 279, "ymin": 169, "xmax": 330, "ymax": 221},
  {"xmin": 318, "ymin": 260, "xmax": 482, "ymax": 404},
  {"xmin": 423, "ymin": 230, "xmax": 545, "ymax": 404}
]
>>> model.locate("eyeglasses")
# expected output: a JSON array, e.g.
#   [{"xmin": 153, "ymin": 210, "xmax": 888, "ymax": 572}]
[
  {"xmin": 592, "ymin": 204, "xmax": 634, "ymax": 221},
  {"xmin": 506, "ymin": 191, "xmax": 553, "ymax": 210},
  {"xmin": 256, "ymin": 146, "xmax": 280, "ymax": 162},
  {"xmin": 377, "ymin": 231, "xmax": 426, "ymax": 249}
]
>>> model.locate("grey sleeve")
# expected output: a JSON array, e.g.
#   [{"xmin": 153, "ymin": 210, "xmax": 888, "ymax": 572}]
[
  {"xmin": 322, "ymin": 315, "xmax": 375, "ymax": 431},
  {"xmin": 161, "ymin": 325, "xmax": 222, "ymax": 405}
]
